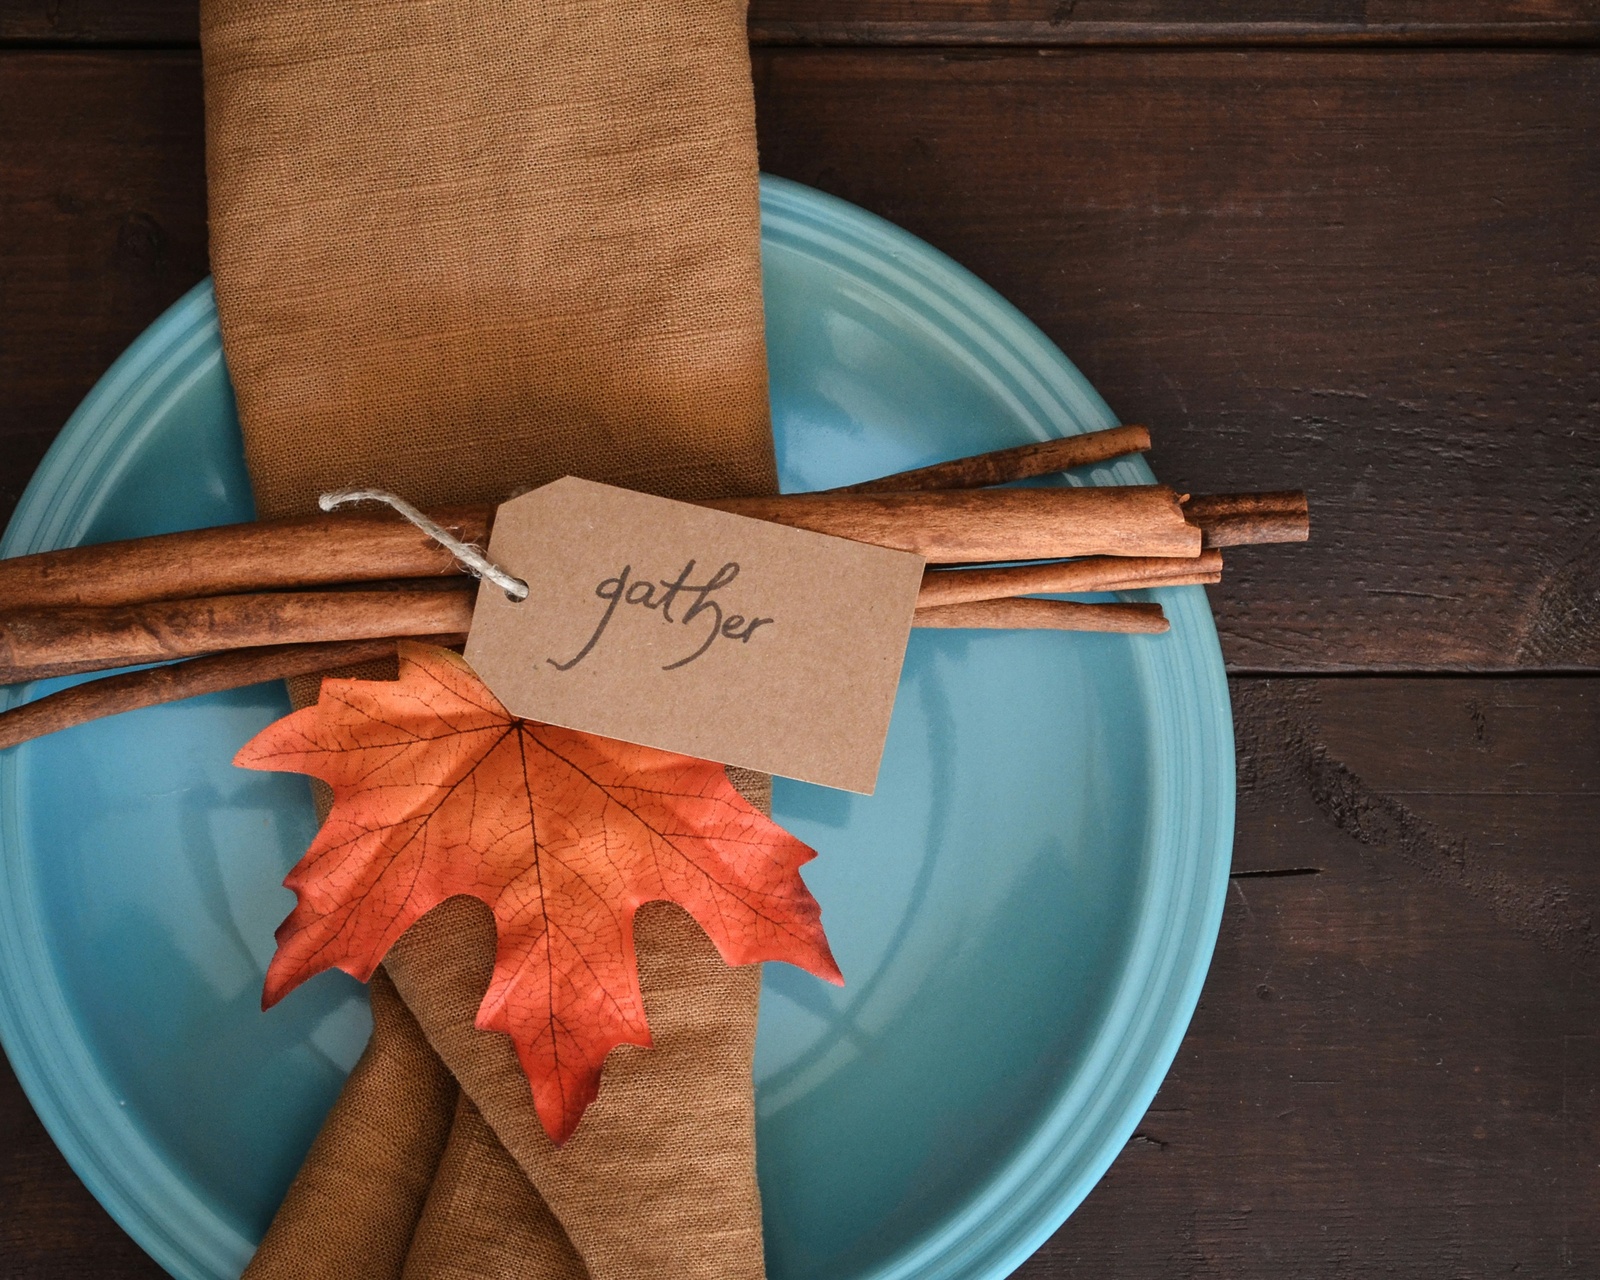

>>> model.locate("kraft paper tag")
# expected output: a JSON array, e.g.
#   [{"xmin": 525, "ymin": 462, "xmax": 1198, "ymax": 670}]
[{"xmin": 464, "ymin": 477, "xmax": 925, "ymax": 793}]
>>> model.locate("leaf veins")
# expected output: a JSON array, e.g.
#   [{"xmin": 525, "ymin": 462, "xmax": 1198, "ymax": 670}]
[{"xmin": 235, "ymin": 641, "xmax": 841, "ymax": 1143}]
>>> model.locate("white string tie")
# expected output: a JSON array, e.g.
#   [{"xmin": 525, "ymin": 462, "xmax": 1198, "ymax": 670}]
[{"xmin": 319, "ymin": 488, "xmax": 529, "ymax": 601}]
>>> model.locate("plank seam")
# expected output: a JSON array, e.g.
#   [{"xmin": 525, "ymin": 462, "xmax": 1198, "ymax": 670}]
[
  {"xmin": 4, "ymin": 21, "xmax": 1600, "ymax": 53},
  {"xmin": 1226, "ymin": 670, "xmax": 1600, "ymax": 680},
  {"xmin": 748, "ymin": 21, "xmax": 1600, "ymax": 48},
  {"xmin": 0, "ymin": 39, "xmax": 198, "ymax": 51}
]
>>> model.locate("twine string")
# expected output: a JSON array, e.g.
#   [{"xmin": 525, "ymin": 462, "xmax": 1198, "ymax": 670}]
[{"xmin": 319, "ymin": 488, "xmax": 530, "ymax": 601}]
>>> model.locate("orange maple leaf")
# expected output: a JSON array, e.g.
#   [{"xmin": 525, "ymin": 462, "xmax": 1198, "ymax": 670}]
[{"xmin": 234, "ymin": 641, "xmax": 841, "ymax": 1144}]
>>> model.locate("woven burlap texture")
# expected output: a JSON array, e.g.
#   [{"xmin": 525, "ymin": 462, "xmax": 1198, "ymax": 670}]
[
  {"xmin": 203, "ymin": 0, "xmax": 774, "ymax": 522},
  {"xmin": 401, "ymin": 1092, "xmax": 586, "ymax": 1280},
  {"xmin": 201, "ymin": 1, "xmax": 776, "ymax": 1276},
  {"xmin": 246, "ymin": 970, "xmax": 459, "ymax": 1280}
]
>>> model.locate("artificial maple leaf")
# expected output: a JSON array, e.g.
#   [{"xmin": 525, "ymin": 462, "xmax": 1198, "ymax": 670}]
[{"xmin": 234, "ymin": 641, "xmax": 841, "ymax": 1144}]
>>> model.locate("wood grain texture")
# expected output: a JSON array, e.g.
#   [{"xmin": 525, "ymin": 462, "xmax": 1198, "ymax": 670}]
[
  {"xmin": 2, "ymin": 677, "xmax": 1593, "ymax": 1275},
  {"xmin": 0, "ymin": 51, "xmax": 207, "ymax": 521},
  {"xmin": 753, "ymin": 49, "xmax": 1600, "ymax": 670},
  {"xmin": 0, "ymin": 1051, "xmax": 164, "ymax": 1277},
  {"xmin": 752, "ymin": 0, "xmax": 1600, "ymax": 47},
  {"xmin": 1020, "ymin": 676, "xmax": 1600, "ymax": 1276},
  {"xmin": 1, "ymin": 11, "xmax": 1596, "ymax": 1280},
  {"xmin": 5, "ymin": 0, "xmax": 1600, "ymax": 46},
  {"xmin": 7, "ymin": 52, "xmax": 1599, "ymax": 668},
  {"xmin": 0, "ymin": 0, "xmax": 187, "ymax": 44}
]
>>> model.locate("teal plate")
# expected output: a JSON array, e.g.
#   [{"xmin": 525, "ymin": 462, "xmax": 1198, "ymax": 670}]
[{"xmin": 0, "ymin": 176, "xmax": 1232, "ymax": 1280}]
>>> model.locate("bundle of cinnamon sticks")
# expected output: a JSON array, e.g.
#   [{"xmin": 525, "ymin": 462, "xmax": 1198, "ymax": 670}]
[{"xmin": 0, "ymin": 425, "xmax": 1306, "ymax": 749}]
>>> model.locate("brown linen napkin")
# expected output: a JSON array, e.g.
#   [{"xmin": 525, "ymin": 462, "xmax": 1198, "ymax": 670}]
[{"xmin": 200, "ymin": 1, "xmax": 777, "ymax": 1275}]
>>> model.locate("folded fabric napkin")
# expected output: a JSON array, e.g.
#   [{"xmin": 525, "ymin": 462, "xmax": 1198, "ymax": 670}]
[{"xmin": 201, "ymin": 1, "xmax": 777, "ymax": 1275}]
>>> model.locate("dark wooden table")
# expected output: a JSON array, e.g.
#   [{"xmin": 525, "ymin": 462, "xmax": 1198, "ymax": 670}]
[{"xmin": 3, "ymin": 3, "xmax": 1597, "ymax": 1275}]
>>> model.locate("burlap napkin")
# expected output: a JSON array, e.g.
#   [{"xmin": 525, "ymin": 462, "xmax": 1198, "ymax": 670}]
[{"xmin": 201, "ymin": 1, "xmax": 777, "ymax": 1275}]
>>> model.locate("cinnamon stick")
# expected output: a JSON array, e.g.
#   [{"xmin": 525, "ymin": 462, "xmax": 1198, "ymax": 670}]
[
  {"xmin": 1182, "ymin": 491, "xmax": 1308, "ymax": 548},
  {"xmin": 913, "ymin": 598, "xmax": 1169, "ymax": 633},
  {"xmin": 0, "ymin": 504, "xmax": 490, "ymax": 612},
  {"xmin": 704, "ymin": 486, "xmax": 1202, "ymax": 561},
  {"xmin": 0, "ymin": 585, "xmax": 475, "ymax": 685},
  {"xmin": 830, "ymin": 424, "xmax": 1150, "ymax": 494},
  {"xmin": 3, "ymin": 518, "xmax": 1209, "ymax": 684},
  {"xmin": 0, "ymin": 486, "xmax": 1202, "ymax": 617},
  {"xmin": 918, "ymin": 549, "xmax": 1223, "ymax": 609},
  {"xmin": 0, "ymin": 486, "xmax": 1199, "ymax": 612},
  {"xmin": 0, "ymin": 485, "xmax": 1301, "ymax": 619},
  {"xmin": 0, "ymin": 589, "xmax": 1162, "ymax": 751},
  {"xmin": 0, "ymin": 636, "xmax": 465, "ymax": 751}
]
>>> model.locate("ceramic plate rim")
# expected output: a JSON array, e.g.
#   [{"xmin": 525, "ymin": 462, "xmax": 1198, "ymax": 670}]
[{"xmin": 0, "ymin": 175, "xmax": 1233, "ymax": 1280}]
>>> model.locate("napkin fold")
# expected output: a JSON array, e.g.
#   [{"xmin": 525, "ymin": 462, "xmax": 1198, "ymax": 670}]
[{"xmin": 201, "ymin": 1, "xmax": 777, "ymax": 1274}]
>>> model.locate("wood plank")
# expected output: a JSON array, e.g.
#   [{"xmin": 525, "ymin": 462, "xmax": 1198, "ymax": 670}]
[
  {"xmin": 4, "ymin": 1, "xmax": 1600, "ymax": 48},
  {"xmin": 753, "ymin": 0, "xmax": 1600, "ymax": 47},
  {"xmin": 753, "ymin": 48, "xmax": 1600, "ymax": 671},
  {"xmin": 0, "ymin": 1, "xmax": 189, "ymax": 44},
  {"xmin": 0, "ymin": 1049, "xmax": 165, "ymax": 1277},
  {"xmin": 3, "ymin": 52, "xmax": 1597, "ymax": 673},
  {"xmin": 1, "ymin": 23, "xmax": 1594, "ymax": 1280},
  {"xmin": 2, "ymin": 676, "xmax": 1593, "ymax": 1274},
  {"xmin": 0, "ymin": 51, "xmax": 207, "ymax": 523},
  {"xmin": 1026, "ymin": 675, "xmax": 1600, "ymax": 1276}
]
